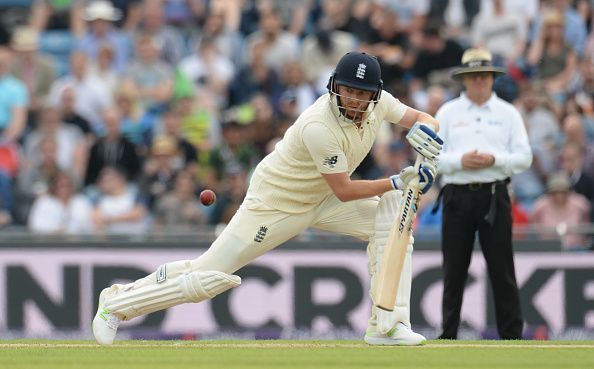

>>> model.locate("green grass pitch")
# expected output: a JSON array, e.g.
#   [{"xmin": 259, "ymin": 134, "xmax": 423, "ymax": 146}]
[{"xmin": 1, "ymin": 340, "xmax": 593, "ymax": 369}]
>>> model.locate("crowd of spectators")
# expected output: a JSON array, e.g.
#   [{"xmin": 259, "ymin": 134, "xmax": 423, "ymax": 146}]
[{"xmin": 0, "ymin": 0, "xmax": 592, "ymax": 249}]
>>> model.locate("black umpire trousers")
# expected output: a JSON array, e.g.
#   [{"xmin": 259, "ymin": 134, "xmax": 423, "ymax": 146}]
[{"xmin": 439, "ymin": 181, "xmax": 523, "ymax": 339}]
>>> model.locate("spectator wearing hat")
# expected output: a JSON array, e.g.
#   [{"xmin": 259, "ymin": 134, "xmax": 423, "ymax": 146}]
[
  {"xmin": 75, "ymin": 0, "xmax": 133, "ymax": 74},
  {"xmin": 530, "ymin": 171, "xmax": 591, "ymax": 250},
  {"xmin": 10, "ymin": 26, "xmax": 56, "ymax": 121},
  {"xmin": 435, "ymin": 48, "xmax": 532, "ymax": 340}
]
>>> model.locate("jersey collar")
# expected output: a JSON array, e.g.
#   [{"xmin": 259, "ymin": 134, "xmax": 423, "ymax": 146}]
[{"xmin": 461, "ymin": 92, "xmax": 498, "ymax": 110}]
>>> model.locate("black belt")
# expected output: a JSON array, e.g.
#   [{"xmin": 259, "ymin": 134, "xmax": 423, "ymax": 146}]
[
  {"xmin": 431, "ymin": 178, "xmax": 510, "ymax": 226},
  {"xmin": 451, "ymin": 178, "xmax": 510, "ymax": 191}
]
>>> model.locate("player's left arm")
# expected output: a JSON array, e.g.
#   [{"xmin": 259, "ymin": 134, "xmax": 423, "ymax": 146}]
[
  {"xmin": 378, "ymin": 92, "xmax": 442, "ymax": 161},
  {"xmin": 397, "ymin": 107, "xmax": 440, "ymax": 132},
  {"xmin": 377, "ymin": 91, "xmax": 440, "ymax": 132}
]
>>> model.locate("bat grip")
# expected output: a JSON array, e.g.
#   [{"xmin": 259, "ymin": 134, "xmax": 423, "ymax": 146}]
[{"xmin": 408, "ymin": 155, "xmax": 424, "ymax": 190}]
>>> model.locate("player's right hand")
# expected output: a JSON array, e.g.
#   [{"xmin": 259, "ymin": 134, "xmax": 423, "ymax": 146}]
[{"xmin": 389, "ymin": 161, "xmax": 436, "ymax": 194}]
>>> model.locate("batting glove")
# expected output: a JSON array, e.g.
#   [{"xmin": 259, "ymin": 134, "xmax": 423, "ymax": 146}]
[
  {"xmin": 390, "ymin": 161, "xmax": 436, "ymax": 194},
  {"xmin": 406, "ymin": 123, "xmax": 443, "ymax": 161}
]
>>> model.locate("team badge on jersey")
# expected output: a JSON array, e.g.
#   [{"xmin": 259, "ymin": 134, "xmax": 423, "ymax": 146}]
[
  {"xmin": 323, "ymin": 155, "xmax": 338, "ymax": 169},
  {"xmin": 254, "ymin": 226, "xmax": 268, "ymax": 243}
]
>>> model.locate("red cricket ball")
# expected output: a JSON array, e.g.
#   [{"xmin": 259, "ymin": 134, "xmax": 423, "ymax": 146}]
[{"xmin": 199, "ymin": 189, "xmax": 217, "ymax": 206}]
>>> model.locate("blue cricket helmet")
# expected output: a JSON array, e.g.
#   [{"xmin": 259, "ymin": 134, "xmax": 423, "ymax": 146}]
[{"xmin": 327, "ymin": 51, "xmax": 383, "ymax": 101}]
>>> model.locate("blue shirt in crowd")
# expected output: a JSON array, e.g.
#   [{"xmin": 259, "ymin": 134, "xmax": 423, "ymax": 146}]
[{"xmin": 0, "ymin": 75, "xmax": 29, "ymax": 129}]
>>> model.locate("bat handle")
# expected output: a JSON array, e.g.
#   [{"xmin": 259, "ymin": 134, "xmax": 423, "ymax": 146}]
[
  {"xmin": 408, "ymin": 155, "xmax": 424, "ymax": 189},
  {"xmin": 413, "ymin": 154, "xmax": 423, "ymax": 169}
]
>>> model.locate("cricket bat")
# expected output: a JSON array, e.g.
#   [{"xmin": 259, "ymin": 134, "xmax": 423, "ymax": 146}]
[{"xmin": 375, "ymin": 155, "xmax": 423, "ymax": 311}]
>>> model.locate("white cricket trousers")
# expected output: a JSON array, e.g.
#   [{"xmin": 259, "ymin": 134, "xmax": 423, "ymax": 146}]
[{"xmin": 192, "ymin": 193, "xmax": 379, "ymax": 273}]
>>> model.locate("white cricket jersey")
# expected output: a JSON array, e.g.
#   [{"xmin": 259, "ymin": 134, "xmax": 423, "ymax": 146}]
[
  {"xmin": 248, "ymin": 91, "xmax": 407, "ymax": 213},
  {"xmin": 435, "ymin": 92, "xmax": 533, "ymax": 185}
]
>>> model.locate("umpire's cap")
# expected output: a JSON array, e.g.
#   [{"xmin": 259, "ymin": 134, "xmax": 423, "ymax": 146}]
[{"xmin": 451, "ymin": 48, "xmax": 506, "ymax": 80}]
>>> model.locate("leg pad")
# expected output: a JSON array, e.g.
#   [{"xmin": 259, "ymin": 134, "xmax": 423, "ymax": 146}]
[{"xmin": 104, "ymin": 270, "xmax": 241, "ymax": 320}]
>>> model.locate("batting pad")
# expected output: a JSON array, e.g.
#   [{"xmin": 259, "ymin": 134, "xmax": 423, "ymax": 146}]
[
  {"xmin": 369, "ymin": 190, "xmax": 414, "ymax": 334},
  {"xmin": 104, "ymin": 270, "xmax": 241, "ymax": 320}
]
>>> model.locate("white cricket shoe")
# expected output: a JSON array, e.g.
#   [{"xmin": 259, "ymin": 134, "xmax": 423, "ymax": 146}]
[
  {"xmin": 364, "ymin": 322, "xmax": 427, "ymax": 346},
  {"xmin": 92, "ymin": 288, "xmax": 122, "ymax": 345}
]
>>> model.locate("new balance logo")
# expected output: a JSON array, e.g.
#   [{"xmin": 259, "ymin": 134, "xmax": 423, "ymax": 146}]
[
  {"xmin": 254, "ymin": 226, "xmax": 268, "ymax": 243},
  {"xmin": 156, "ymin": 264, "xmax": 167, "ymax": 283},
  {"xmin": 323, "ymin": 155, "xmax": 338, "ymax": 169},
  {"xmin": 356, "ymin": 63, "xmax": 366, "ymax": 79}
]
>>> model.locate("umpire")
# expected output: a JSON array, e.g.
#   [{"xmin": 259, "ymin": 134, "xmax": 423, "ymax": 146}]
[{"xmin": 435, "ymin": 49, "xmax": 532, "ymax": 339}]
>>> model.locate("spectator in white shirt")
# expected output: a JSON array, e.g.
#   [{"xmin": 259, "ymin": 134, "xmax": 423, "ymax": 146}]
[
  {"xmin": 471, "ymin": 0, "xmax": 528, "ymax": 67},
  {"xmin": 91, "ymin": 166, "xmax": 148, "ymax": 235},
  {"xmin": 47, "ymin": 51, "xmax": 112, "ymax": 131},
  {"xmin": 28, "ymin": 171, "xmax": 94, "ymax": 235}
]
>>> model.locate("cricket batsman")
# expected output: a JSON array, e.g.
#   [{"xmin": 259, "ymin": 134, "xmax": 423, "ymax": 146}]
[{"xmin": 93, "ymin": 51, "xmax": 443, "ymax": 345}]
